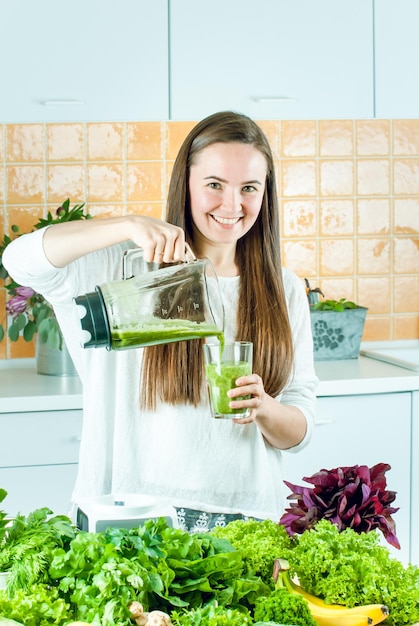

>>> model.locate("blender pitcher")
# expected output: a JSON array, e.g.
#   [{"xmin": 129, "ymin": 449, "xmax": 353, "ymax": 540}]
[{"xmin": 74, "ymin": 247, "xmax": 224, "ymax": 350}]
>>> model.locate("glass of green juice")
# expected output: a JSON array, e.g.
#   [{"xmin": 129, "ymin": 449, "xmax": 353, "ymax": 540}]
[{"xmin": 203, "ymin": 341, "xmax": 253, "ymax": 419}]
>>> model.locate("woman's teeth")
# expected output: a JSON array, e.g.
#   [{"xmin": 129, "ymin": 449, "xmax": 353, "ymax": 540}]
[{"xmin": 211, "ymin": 215, "xmax": 241, "ymax": 225}]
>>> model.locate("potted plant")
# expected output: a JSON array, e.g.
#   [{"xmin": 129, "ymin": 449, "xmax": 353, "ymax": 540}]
[
  {"xmin": 304, "ymin": 279, "xmax": 368, "ymax": 361},
  {"xmin": 0, "ymin": 199, "xmax": 92, "ymax": 372}
]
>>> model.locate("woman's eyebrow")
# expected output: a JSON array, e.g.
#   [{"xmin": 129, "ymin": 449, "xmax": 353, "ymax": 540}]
[{"xmin": 203, "ymin": 175, "xmax": 263, "ymax": 185}]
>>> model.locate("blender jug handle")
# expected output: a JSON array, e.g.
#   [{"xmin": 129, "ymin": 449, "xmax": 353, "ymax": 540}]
[
  {"xmin": 122, "ymin": 244, "xmax": 197, "ymax": 279},
  {"xmin": 122, "ymin": 248, "xmax": 146, "ymax": 279}
]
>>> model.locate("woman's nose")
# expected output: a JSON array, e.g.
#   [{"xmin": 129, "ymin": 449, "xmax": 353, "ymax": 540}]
[{"xmin": 221, "ymin": 188, "xmax": 242, "ymax": 212}]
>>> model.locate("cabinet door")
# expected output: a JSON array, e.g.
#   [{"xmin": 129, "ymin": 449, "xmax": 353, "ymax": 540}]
[
  {"xmin": 1, "ymin": 0, "xmax": 168, "ymax": 122},
  {"xmin": 0, "ymin": 409, "xmax": 82, "ymax": 517},
  {"xmin": 169, "ymin": 0, "xmax": 373, "ymax": 120},
  {"xmin": 411, "ymin": 392, "xmax": 419, "ymax": 566},
  {"xmin": 0, "ymin": 410, "xmax": 82, "ymax": 467},
  {"xmin": 375, "ymin": 0, "xmax": 419, "ymax": 118},
  {"xmin": 283, "ymin": 392, "xmax": 412, "ymax": 564},
  {"xmin": 0, "ymin": 465, "xmax": 78, "ymax": 517}
]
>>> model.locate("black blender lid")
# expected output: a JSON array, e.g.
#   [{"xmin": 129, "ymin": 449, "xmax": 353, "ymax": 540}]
[{"xmin": 74, "ymin": 288, "xmax": 110, "ymax": 348}]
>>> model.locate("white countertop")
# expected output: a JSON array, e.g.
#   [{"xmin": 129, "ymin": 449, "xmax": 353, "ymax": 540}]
[
  {"xmin": 0, "ymin": 358, "xmax": 83, "ymax": 413},
  {"xmin": 1, "ymin": 345, "xmax": 419, "ymax": 413},
  {"xmin": 316, "ymin": 339, "xmax": 419, "ymax": 396},
  {"xmin": 316, "ymin": 355, "xmax": 419, "ymax": 396}
]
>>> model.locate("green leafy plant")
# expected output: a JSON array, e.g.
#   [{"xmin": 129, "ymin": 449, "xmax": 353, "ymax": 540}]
[
  {"xmin": 253, "ymin": 587, "xmax": 317, "ymax": 626},
  {"xmin": 211, "ymin": 518, "xmax": 293, "ymax": 585},
  {"xmin": 0, "ymin": 199, "xmax": 92, "ymax": 348},
  {"xmin": 304, "ymin": 278, "xmax": 359, "ymax": 311},
  {"xmin": 312, "ymin": 298, "xmax": 358, "ymax": 311},
  {"xmin": 0, "ymin": 506, "xmax": 76, "ymax": 596},
  {"xmin": 0, "ymin": 514, "xmax": 418, "ymax": 626},
  {"xmin": 286, "ymin": 519, "xmax": 419, "ymax": 626},
  {"xmin": 0, "ymin": 583, "xmax": 72, "ymax": 626},
  {"xmin": 47, "ymin": 518, "xmax": 270, "ymax": 624}
]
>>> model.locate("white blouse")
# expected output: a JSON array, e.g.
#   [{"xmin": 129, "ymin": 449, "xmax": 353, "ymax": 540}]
[{"xmin": 3, "ymin": 228, "xmax": 318, "ymax": 520}]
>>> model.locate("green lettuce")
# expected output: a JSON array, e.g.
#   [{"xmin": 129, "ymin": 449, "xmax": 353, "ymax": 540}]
[
  {"xmin": 288, "ymin": 519, "xmax": 419, "ymax": 626},
  {"xmin": 211, "ymin": 519, "xmax": 293, "ymax": 584}
]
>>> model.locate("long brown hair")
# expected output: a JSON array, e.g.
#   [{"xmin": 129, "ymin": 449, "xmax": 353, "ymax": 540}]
[{"xmin": 141, "ymin": 111, "xmax": 293, "ymax": 409}]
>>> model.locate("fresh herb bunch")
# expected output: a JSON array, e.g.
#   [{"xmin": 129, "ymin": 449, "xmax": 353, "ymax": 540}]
[
  {"xmin": 0, "ymin": 198, "xmax": 92, "ymax": 348},
  {"xmin": 47, "ymin": 518, "xmax": 270, "ymax": 625},
  {"xmin": 0, "ymin": 514, "xmax": 418, "ymax": 626},
  {"xmin": 211, "ymin": 518, "xmax": 294, "ymax": 585},
  {"xmin": 0, "ymin": 506, "xmax": 76, "ymax": 596},
  {"xmin": 253, "ymin": 587, "xmax": 317, "ymax": 626},
  {"xmin": 287, "ymin": 519, "xmax": 419, "ymax": 626},
  {"xmin": 280, "ymin": 463, "xmax": 400, "ymax": 548}
]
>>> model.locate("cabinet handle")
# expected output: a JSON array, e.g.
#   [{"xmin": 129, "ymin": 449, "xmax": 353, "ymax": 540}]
[
  {"xmin": 314, "ymin": 416, "xmax": 335, "ymax": 425},
  {"xmin": 251, "ymin": 96, "xmax": 297, "ymax": 103},
  {"xmin": 39, "ymin": 99, "xmax": 86, "ymax": 106}
]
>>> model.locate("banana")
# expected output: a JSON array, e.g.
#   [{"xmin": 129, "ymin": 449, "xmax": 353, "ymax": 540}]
[
  {"xmin": 306, "ymin": 603, "xmax": 389, "ymax": 626},
  {"xmin": 272, "ymin": 559, "xmax": 389, "ymax": 626},
  {"xmin": 273, "ymin": 558, "xmax": 347, "ymax": 610},
  {"xmin": 313, "ymin": 613, "xmax": 385, "ymax": 626}
]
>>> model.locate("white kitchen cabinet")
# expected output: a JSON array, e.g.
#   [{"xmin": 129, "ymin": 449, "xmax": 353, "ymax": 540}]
[
  {"xmin": 0, "ymin": 0, "xmax": 168, "ymax": 123},
  {"xmin": 411, "ymin": 392, "xmax": 419, "ymax": 567},
  {"xmin": 0, "ymin": 465, "xmax": 78, "ymax": 519},
  {"xmin": 0, "ymin": 409, "xmax": 82, "ymax": 517},
  {"xmin": 169, "ymin": 0, "xmax": 374, "ymax": 120},
  {"xmin": 374, "ymin": 0, "xmax": 419, "ymax": 118},
  {"xmin": 283, "ymin": 392, "xmax": 413, "ymax": 565}
]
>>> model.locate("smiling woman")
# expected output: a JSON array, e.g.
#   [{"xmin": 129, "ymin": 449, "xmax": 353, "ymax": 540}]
[
  {"xmin": 188, "ymin": 142, "xmax": 267, "ymax": 275},
  {"xmin": 2, "ymin": 110, "xmax": 318, "ymax": 533}
]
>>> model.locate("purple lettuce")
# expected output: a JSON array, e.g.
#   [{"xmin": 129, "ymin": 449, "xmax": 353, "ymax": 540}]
[{"xmin": 280, "ymin": 463, "xmax": 400, "ymax": 549}]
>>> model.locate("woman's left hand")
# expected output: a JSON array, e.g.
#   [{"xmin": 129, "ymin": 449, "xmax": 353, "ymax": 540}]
[{"xmin": 227, "ymin": 374, "xmax": 265, "ymax": 424}]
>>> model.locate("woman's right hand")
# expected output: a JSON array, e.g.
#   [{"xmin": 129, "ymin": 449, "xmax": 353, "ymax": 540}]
[
  {"xmin": 42, "ymin": 214, "xmax": 187, "ymax": 268},
  {"xmin": 126, "ymin": 215, "xmax": 186, "ymax": 264}
]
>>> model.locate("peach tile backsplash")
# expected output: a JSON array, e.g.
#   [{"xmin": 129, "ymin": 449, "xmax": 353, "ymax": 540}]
[
  {"xmin": 1, "ymin": 118, "xmax": 419, "ymax": 359},
  {"xmin": 356, "ymin": 120, "xmax": 390, "ymax": 156},
  {"xmin": 319, "ymin": 120, "xmax": 354, "ymax": 156}
]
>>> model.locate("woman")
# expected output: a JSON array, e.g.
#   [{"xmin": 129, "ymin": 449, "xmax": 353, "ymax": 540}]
[{"xmin": 3, "ymin": 111, "xmax": 318, "ymax": 532}]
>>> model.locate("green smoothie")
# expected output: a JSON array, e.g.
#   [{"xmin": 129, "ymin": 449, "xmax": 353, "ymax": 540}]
[
  {"xmin": 205, "ymin": 360, "xmax": 252, "ymax": 418},
  {"xmin": 111, "ymin": 319, "xmax": 224, "ymax": 349}
]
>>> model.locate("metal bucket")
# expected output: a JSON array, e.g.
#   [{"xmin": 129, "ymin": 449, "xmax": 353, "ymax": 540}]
[{"xmin": 36, "ymin": 335, "xmax": 77, "ymax": 376}]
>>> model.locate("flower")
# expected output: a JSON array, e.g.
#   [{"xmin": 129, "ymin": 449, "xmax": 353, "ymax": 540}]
[
  {"xmin": 6, "ymin": 286, "xmax": 36, "ymax": 315},
  {"xmin": 279, "ymin": 462, "xmax": 400, "ymax": 549},
  {"xmin": 0, "ymin": 198, "xmax": 92, "ymax": 348}
]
